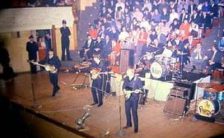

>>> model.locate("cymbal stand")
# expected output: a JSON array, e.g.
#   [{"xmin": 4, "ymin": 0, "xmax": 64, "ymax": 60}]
[{"xmin": 177, "ymin": 52, "xmax": 184, "ymax": 80}]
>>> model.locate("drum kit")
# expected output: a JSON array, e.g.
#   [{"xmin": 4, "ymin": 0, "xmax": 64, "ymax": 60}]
[
  {"xmin": 196, "ymin": 83, "xmax": 224, "ymax": 118},
  {"xmin": 141, "ymin": 52, "xmax": 180, "ymax": 80}
]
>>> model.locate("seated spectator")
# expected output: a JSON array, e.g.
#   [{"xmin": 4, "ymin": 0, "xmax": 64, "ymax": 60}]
[
  {"xmin": 88, "ymin": 25, "xmax": 98, "ymax": 40},
  {"xmin": 80, "ymin": 35, "xmax": 94, "ymax": 61},
  {"xmin": 179, "ymin": 18, "xmax": 191, "ymax": 42}
]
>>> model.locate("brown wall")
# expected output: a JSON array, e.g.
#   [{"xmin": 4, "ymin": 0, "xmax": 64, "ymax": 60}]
[{"xmin": 0, "ymin": 25, "xmax": 76, "ymax": 73}]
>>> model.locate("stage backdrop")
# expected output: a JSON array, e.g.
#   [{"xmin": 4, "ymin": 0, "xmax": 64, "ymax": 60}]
[
  {"xmin": 0, "ymin": 7, "xmax": 76, "ymax": 72},
  {"xmin": 0, "ymin": 7, "xmax": 74, "ymax": 33}
]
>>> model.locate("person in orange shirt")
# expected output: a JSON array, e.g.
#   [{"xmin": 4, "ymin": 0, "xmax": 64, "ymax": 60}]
[
  {"xmin": 88, "ymin": 25, "xmax": 98, "ymax": 40},
  {"xmin": 179, "ymin": 19, "xmax": 190, "ymax": 42},
  {"xmin": 37, "ymin": 36, "xmax": 46, "ymax": 61},
  {"xmin": 109, "ymin": 40, "xmax": 121, "ymax": 66}
]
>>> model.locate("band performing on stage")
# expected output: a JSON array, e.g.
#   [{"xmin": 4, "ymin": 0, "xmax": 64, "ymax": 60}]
[{"xmin": 1, "ymin": 0, "xmax": 224, "ymax": 137}]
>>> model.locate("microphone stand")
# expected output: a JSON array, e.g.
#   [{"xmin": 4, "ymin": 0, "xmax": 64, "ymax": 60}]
[
  {"xmin": 116, "ymin": 76, "xmax": 125, "ymax": 137},
  {"xmin": 30, "ymin": 75, "xmax": 41, "ymax": 109},
  {"xmin": 180, "ymin": 51, "xmax": 184, "ymax": 80}
]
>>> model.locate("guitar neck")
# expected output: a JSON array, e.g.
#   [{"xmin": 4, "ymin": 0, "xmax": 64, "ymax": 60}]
[
  {"xmin": 36, "ymin": 63, "xmax": 46, "ymax": 68},
  {"xmin": 29, "ymin": 61, "xmax": 47, "ymax": 68}
]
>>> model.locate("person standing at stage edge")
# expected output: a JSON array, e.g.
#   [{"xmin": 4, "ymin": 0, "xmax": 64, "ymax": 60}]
[
  {"xmin": 122, "ymin": 68, "xmax": 143, "ymax": 133},
  {"xmin": 39, "ymin": 49, "xmax": 61, "ymax": 97},
  {"xmin": 60, "ymin": 19, "xmax": 72, "ymax": 61},
  {"xmin": 26, "ymin": 35, "xmax": 39, "ymax": 74},
  {"xmin": 90, "ymin": 53, "xmax": 107, "ymax": 107}
]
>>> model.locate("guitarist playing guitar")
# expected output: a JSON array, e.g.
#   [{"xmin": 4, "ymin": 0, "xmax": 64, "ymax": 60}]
[
  {"xmin": 122, "ymin": 68, "xmax": 143, "ymax": 133},
  {"xmin": 31, "ymin": 49, "xmax": 61, "ymax": 97},
  {"xmin": 89, "ymin": 53, "xmax": 108, "ymax": 107}
]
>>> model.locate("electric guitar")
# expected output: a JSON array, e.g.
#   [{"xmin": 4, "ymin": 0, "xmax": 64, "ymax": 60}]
[
  {"xmin": 123, "ymin": 89, "xmax": 142, "ymax": 100},
  {"xmin": 28, "ymin": 60, "xmax": 58, "ymax": 73},
  {"xmin": 90, "ymin": 68, "xmax": 113, "ymax": 80},
  {"xmin": 90, "ymin": 68, "xmax": 101, "ymax": 79}
]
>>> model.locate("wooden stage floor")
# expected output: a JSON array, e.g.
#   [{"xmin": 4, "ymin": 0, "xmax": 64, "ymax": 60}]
[{"xmin": 0, "ymin": 72, "xmax": 224, "ymax": 138}]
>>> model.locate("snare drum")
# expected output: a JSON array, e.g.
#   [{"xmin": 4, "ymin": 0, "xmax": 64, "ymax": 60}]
[
  {"xmin": 150, "ymin": 61, "xmax": 168, "ymax": 79},
  {"xmin": 197, "ymin": 99, "xmax": 220, "ymax": 117}
]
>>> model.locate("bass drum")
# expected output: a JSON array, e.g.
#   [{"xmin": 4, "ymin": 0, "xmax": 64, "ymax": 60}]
[
  {"xmin": 196, "ymin": 99, "xmax": 220, "ymax": 117},
  {"xmin": 150, "ymin": 61, "xmax": 168, "ymax": 79}
]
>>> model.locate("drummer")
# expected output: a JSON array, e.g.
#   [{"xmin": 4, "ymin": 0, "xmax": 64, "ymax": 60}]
[
  {"xmin": 154, "ymin": 42, "xmax": 173, "ymax": 64},
  {"xmin": 142, "ymin": 39, "xmax": 164, "ymax": 55}
]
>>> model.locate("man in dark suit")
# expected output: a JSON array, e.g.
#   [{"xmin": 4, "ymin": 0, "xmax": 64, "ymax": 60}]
[
  {"xmin": 26, "ymin": 35, "xmax": 38, "ymax": 74},
  {"xmin": 90, "ymin": 53, "xmax": 107, "ymax": 107},
  {"xmin": 60, "ymin": 20, "xmax": 72, "ymax": 61},
  {"xmin": 188, "ymin": 0, "xmax": 197, "ymax": 16},
  {"xmin": 208, "ymin": 45, "xmax": 223, "ymax": 71},
  {"xmin": 80, "ymin": 35, "xmax": 94, "ymax": 61},
  {"xmin": 122, "ymin": 68, "xmax": 143, "ymax": 133}
]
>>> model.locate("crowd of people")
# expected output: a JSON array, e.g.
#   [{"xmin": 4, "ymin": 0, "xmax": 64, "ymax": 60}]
[
  {"xmin": 27, "ymin": 0, "xmax": 73, "ymax": 7},
  {"xmin": 80, "ymin": 0, "xmax": 224, "ymax": 74}
]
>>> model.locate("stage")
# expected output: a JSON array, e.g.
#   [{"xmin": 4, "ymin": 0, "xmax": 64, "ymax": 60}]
[{"xmin": 0, "ymin": 72, "xmax": 224, "ymax": 138}]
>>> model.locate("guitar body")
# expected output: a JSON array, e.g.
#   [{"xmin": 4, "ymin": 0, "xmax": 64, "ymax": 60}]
[
  {"xmin": 44, "ymin": 64, "xmax": 58, "ymax": 73},
  {"xmin": 123, "ymin": 89, "xmax": 142, "ymax": 100},
  {"xmin": 124, "ymin": 90, "xmax": 133, "ymax": 100},
  {"xmin": 90, "ymin": 68, "xmax": 101, "ymax": 80}
]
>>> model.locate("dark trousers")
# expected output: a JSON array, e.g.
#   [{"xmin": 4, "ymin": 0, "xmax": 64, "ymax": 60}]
[
  {"xmin": 29, "ymin": 63, "xmax": 37, "ymax": 74},
  {"xmin": 101, "ymin": 74, "xmax": 110, "ymax": 94},
  {"xmin": 49, "ymin": 73, "xmax": 59, "ymax": 96},
  {"xmin": 61, "ymin": 38, "xmax": 71, "ymax": 60},
  {"xmin": 125, "ymin": 94, "xmax": 139, "ymax": 131},
  {"xmin": 91, "ymin": 78, "xmax": 103, "ymax": 105},
  {"xmin": 79, "ymin": 49, "xmax": 93, "ymax": 60}
]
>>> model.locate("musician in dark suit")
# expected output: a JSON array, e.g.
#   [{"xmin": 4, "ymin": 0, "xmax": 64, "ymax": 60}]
[
  {"xmin": 122, "ymin": 68, "xmax": 143, "ymax": 133},
  {"xmin": 90, "ymin": 54, "xmax": 107, "ymax": 107},
  {"xmin": 26, "ymin": 35, "xmax": 39, "ymax": 74},
  {"xmin": 208, "ymin": 45, "xmax": 223, "ymax": 71},
  {"xmin": 40, "ymin": 49, "xmax": 61, "ymax": 96}
]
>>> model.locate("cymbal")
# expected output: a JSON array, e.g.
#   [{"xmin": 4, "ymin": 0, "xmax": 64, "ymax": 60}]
[{"xmin": 197, "ymin": 83, "xmax": 224, "ymax": 92}]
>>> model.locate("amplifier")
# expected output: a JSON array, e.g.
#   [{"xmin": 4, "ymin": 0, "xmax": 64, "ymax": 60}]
[
  {"xmin": 163, "ymin": 96, "xmax": 188, "ymax": 116},
  {"xmin": 174, "ymin": 81, "xmax": 196, "ymax": 100},
  {"xmin": 170, "ymin": 86, "xmax": 189, "ymax": 99}
]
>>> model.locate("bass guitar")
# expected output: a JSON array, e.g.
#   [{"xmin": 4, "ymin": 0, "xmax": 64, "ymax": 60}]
[
  {"xmin": 90, "ymin": 68, "xmax": 112, "ymax": 80},
  {"xmin": 28, "ymin": 60, "xmax": 58, "ymax": 73},
  {"xmin": 123, "ymin": 89, "xmax": 142, "ymax": 100}
]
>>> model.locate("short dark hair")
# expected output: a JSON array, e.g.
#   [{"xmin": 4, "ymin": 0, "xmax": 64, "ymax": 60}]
[
  {"xmin": 62, "ymin": 20, "xmax": 67, "ymax": 24},
  {"xmin": 29, "ymin": 35, "xmax": 34, "ymax": 39}
]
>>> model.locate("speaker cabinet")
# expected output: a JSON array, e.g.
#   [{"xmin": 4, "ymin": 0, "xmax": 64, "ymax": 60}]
[
  {"xmin": 174, "ymin": 81, "xmax": 196, "ymax": 100},
  {"xmin": 170, "ymin": 86, "xmax": 190, "ymax": 99},
  {"xmin": 163, "ymin": 96, "xmax": 187, "ymax": 116}
]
